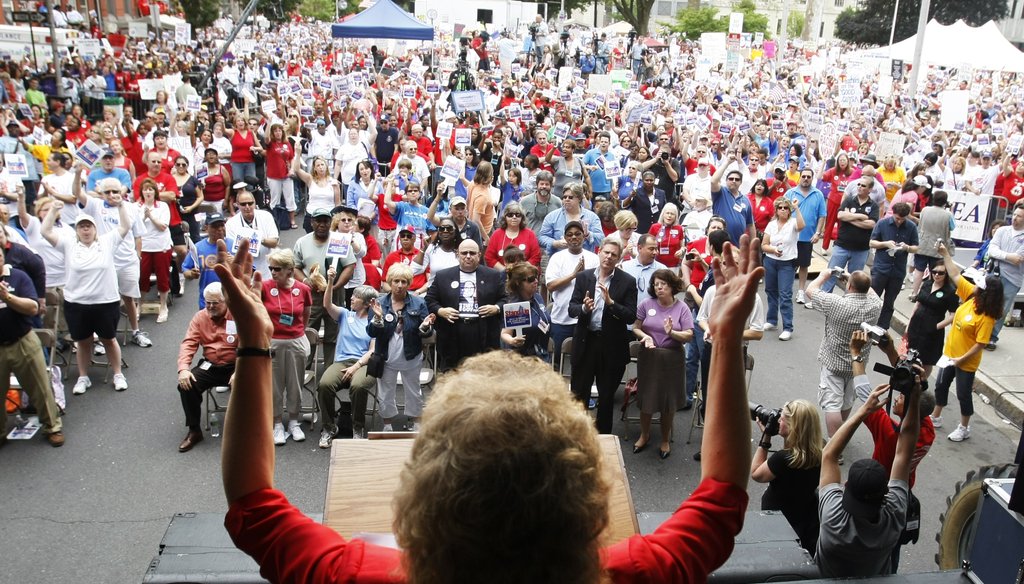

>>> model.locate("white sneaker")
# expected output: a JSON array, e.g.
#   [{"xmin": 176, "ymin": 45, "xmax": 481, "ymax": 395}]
[
  {"xmin": 132, "ymin": 330, "xmax": 153, "ymax": 348},
  {"xmin": 318, "ymin": 429, "xmax": 334, "ymax": 449},
  {"xmin": 272, "ymin": 423, "xmax": 287, "ymax": 445},
  {"xmin": 157, "ymin": 309, "xmax": 168, "ymax": 323},
  {"xmin": 73, "ymin": 376, "xmax": 91, "ymax": 395},
  {"xmin": 112, "ymin": 373, "xmax": 128, "ymax": 391},
  {"xmin": 382, "ymin": 423, "xmax": 394, "ymax": 432},
  {"xmin": 763, "ymin": 323, "xmax": 777, "ymax": 331},
  {"xmin": 929, "ymin": 415, "xmax": 943, "ymax": 428},
  {"xmin": 93, "ymin": 343, "xmax": 106, "ymax": 356},
  {"xmin": 804, "ymin": 300, "xmax": 813, "ymax": 310},
  {"xmin": 779, "ymin": 331, "xmax": 793, "ymax": 341},
  {"xmin": 289, "ymin": 423, "xmax": 305, "ymax": 442},
  {"xmin": 795, "ymin": 290, "xmax": 806, "ymax": 304},
  {"xmin": 948, "ymin": 424, "xmax": 971, "ymax": 442}
]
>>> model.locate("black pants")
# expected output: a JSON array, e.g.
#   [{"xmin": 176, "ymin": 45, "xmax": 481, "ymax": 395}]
[
  {"xmin": 179, "ymin": 361, "xmax": 235, "ymax": 430},
  {"xmin": 570, "ymin": 330, "xmax": 627, "ymax": 434},
  {"xmin": 871, "ymin": 270, "xmax": 904, "ymax": 330}
]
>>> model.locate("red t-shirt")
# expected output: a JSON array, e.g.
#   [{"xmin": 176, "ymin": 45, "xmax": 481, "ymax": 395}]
[
  {"xmin": 1001, "ymin": 173, "xmax": 1024, "ymax": 208},
  {"xmin": 748, "ymin": 194, "xmax": 777, "ymax": 233},
  {"xmin": 684, "ymin": 159, "xmax": 716, "ymax": 176},
  {"xmin": 230, "ymin": 130, "xmax": 257, "ymax": 164},
  {"xmin": 376, "ymin": 191, "xmax": 406, "ymax": 231},
  {"xmin": 381, "ymin": 248, "xmax": 427, "ymax": 290},
  {"xmin": 485, "ymin": 228, "xmax": 541, "ymax": 267},
  {"xmin": 225, "ymin": 478, "xmax": 747, "ymax": 583},
  {"xmin": 767, "ymin": 177, "xmax": 794, "ymax": 199},
  {"xmin": 685, "ymin": 238, "xmax": 713, "ymax": 287},
  {"xmin": 649, "ymin": 223, "xmax": 685, "ymax": 268},
  {"xmin": 265, "ymin": 141, "xmax": 294, "ymax": 180},
  {"xmin": 865, "ymin": 409, "xmax": 935, "ymax": 488},
  {"xmin": 262, "ymin": 279, "xmax": 313, "ymax": 340}
]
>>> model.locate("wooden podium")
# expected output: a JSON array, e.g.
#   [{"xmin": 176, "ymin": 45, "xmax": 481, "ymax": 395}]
[{"xmin": 324, "ymin": 434, "xmax": 639, "ymax": 545}]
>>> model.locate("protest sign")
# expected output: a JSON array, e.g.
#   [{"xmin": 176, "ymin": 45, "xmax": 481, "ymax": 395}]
[
  {"xmin": 78, "ymin": 39, "xmax": 102, "ymax": 60},
  {"xmin": 701, "ymin": 32, "xmax": 727, "ymax": 65},
  {"xmin": 75, "ymin": 140, "xmax": 104, "ymax": 167},
  {"xmin": 5, "ymin": 153, "xmax": 27, "ymax": 178},
  {"xmin": 502, "ymin": 301, "xmax": 532, "ymax": 333},
  {"xmin": 454, "ymin": 128, "xmax": 472, "ymax": 148},
  {"xmin": 838, "ymin": 81, "xmax": 860, "ymax": 108},
  {"xmin": 129, "ymin": 21, "xmax": 148, "ymax": 39},
  {"xmin": 588, "ymin": 74, "xmax": 611, "ymax": 94},
  {"xmin": 175, "ymin": 23, "xmax": 191, "ymax": 46},
  {"xmin": 450, "ymin": 90, "xmax": 486, "ymax": 113},
  {"xmin": 326, "ymin": 232, "xmax": 352, "ymax": 258},
  {"xmin": 875, "ymin": 132, "xmax": 906, "ymax": 159},
  {"xmin": 818, "ymin": 122, "xmax": 839, "ymax": 159},
  {"xmin": 261, "ymin": 99, "xmax": 277, "ymax": 116},
  {"xmin": 1008, "ymin": 135, "xmax": 1023, "ymax": 156},
  {"xmin": 185, "ymin": 95, "xmax": 201, "ymax": 113},
  {"xmin": 435, "ymin": 121, "xmax": 453, "ymax": 140},
  {"xmin": 137, "ymin": 78, "xmax": 163, "ymax": 100},
  {"xmin": 553, "ymin": 122, "xmax": 570, "ymax": 141},
  {"xmin": 426, "ymin": 79, "xmax": 440, "ymax": 95},
  {"xmin": 939, "ymin": 90, "xmax": 970, "ymax": 131},
  {"xmin": 604, "ymin": 158, "xmax": 621, "ymax": 179},
  {"xmin": 439, "ymin": 156, "xmax": 465, "ymax": 182},
  {"xmin": 728, "ymin": 13, "xmax": 744, "ymax": 34},
  {"xmin": 557, "ymin": 66, "xmax": 574, "ymax": 90},
  {"xmin": 946, "ymin": 191, "xmax": 992, "ymax": 243}
]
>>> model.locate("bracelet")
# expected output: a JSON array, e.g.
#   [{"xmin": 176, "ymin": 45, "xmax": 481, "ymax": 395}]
[
  {"xmin": 237, "ymin": 347, "xmax": 272, "ymax": 358},
  {"xmin": 759, "ymin": 441, "xmax": 772, "ymax": 449}
]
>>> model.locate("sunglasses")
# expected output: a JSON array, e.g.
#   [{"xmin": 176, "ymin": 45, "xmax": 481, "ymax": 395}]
[
  {"xmin": 801, "ymin": 175, "xmax": 813, "ymax": 179},
  {"xmin": 175, "ymin": 162, "xmax": 187, "ymax": 167},
  {"xmin": 438, "ymin": 225, "xmax": 455, "ymax": 232},
  {"xmin": 726, "ymin": 177, "xmax": 742, "ymax": 182},
  {"xmin": 525, "ymin": 276, "xmax": 538, "ymax": 283},
  {"xmin": 268, "ymin": 266, "xmax": 285, "ymax": 272},
  {"xmin": 399, "ymin": 233, "xmax": 415, "ymax": 239},
  {"xmin": 238, "ymin": 201, "xmax": 255, "ymax": 207},
  {"xmin": 932, "ymin": 271, "xmax": 946, "ymax": 275},
  {"xmin": 506, "ymin": 212, "xmax": 523, "ymax": 218}
]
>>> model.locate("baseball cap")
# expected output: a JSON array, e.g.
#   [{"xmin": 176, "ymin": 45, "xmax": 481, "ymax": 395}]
[
  {"xmin": 73, "ymin": 214, "xmax": 97, "ymax": 226},
  {"xmin": 912, "ymin": 175, "xmax": 930, "ymax": 188},
  {"xmin": 101, "ymin": 149, "xmax": 115, "ymax": 158},
  {"xmin": 450, "ymin": 195, "xmax": 467, "ymax": 207},
  {"xmin": 233, "ymin": 182, "xmax": 250, "ymax": 190},
  {"xmin": 398, "ymin": 224, "xmax": 416, "ymax": 234},
  {"xmin": 205, "ymin": 213, "xmax": 226, "ymax": 226},
  {"xmin": 315, "ymin": 118, "xmax": 326, "ymax": 126},
  {"xmin": 309, "ymin": 208, "xmax": 332, "ymax": 219},
  {"xmin": 842, "ymin": 459, "xmax": 890, "ymax": 520},
  {"xmin": 773, "ymin": 162, "xmax": 786, "ymax": 171}
]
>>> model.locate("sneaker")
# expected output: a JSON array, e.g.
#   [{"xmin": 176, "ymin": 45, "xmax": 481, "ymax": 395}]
[
  {"xmin": 352, "ymin": 427, "xmax": 366, "ymax": 439},
  {"xmin": 318, "ymin": 429, "xmax": 335, "ymax": 449},
  {"xmin": 132, "ymin": 330, "xmax": 153, "ymax": 348},
  {"xmin": 72, "ymin": 376, "xmax": 91, "ymax": 395},
  {"xmin": 157, "ymin": 309, "xmax": 168, "ymax": 323},
  {"xmin": 763, "ymin": 323, "xmax": 777, "ymax": 331},
  {"xmin": 985, "ymin": 342, "xmax": 997, "ymax": 351},
  {"xmin": 289, "ymin": 423, "xmax": 305, "ymax": 442},
  {"xmin": 112, "ymin": 373, "xmax": 128, "ymax": 391},
  {"xmin": 779, "ymin": 330, "xmax": 793, "ymax": 341},
  {"xmin": 795, "ymin": 290, "xmax": 806, "ymax": 304},
  {"xmin": 929, "ymin": 415, "xmax": 943, "ymax": 428},
  {"xmin": 804, "ymin": 300, "xmax": 813, "ymax": 310},
  {"xmin": 273, "ymin": 423, "xmax": 287, "ymax": 445},
  {"xmin": 382, "ymin": 423, "xmax": 394, "ymax": 432},
  {"xmin": 93, "ymin": 343, "xmax": 105, "ymax": 356},
  {"xmin": 948, "ymin": 424, "xmax": 971, "ymax": 442}
]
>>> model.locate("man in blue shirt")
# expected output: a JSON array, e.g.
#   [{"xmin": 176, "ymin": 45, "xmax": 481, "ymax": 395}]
[
  {"xmin": 85, "ymin": 150, "xmax": 132, "ymax": 194},
  {"xmin": 785, "ymin": 169, "xmax": 827, "ymax": 305},
  {"xmin": 709, "ymin": 151, "xmax": 755, "ymax": 245},
  {"xmin": 582, "ymin": 132, "xmax": 616, "ymax": 202},
  {"xmin": 868, "ymin": 202, "xmax": 919, "ymax": 329},
  {"xmin": 182, "ymin": 214, "xmax": 233, "ymax": 309}
]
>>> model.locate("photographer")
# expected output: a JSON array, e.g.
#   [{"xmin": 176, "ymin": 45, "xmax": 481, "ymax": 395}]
[
  {"xmin": 527, "ymin": 15, "xmax": 548, "ymax": 68},
  {"xmin": 750, "ymin": 399, "xmax": 823, "ymax": 554},
  {"xmin": 850, "ymin": 330, "xmax": 935, "ymax": 573},
  {"xmin": 815, "ymin": 367, "xmax": 922, "ymax": 577},
  {"xmin": 806, "ymin": 268, "xmax": 882, "ymax": 441}
]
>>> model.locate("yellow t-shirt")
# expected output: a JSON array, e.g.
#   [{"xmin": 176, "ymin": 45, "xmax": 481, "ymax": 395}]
[
  {"xmin": 878, "ymin": 166, "xmax": 906, "ymax": 202},
  {"xmin": 943, "ymin": 278, "xmax": 994, "ymax": 373}
]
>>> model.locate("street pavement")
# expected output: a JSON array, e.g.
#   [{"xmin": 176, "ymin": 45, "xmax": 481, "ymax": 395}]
[{"xmin": 0, "ymin": 229, "xmax": 1020, "ymax": 582}]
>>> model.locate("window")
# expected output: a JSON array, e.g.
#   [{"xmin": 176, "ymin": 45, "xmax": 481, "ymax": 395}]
[
  {"xmin": 656, "ymin": 0, "xmax": 674, "ymax": 16},
  {"xmin": 819, "ymin": 21, "xmax": 825, "ymax": 37},
  {"xmin": 476, "ymin": 9, "xmax": 492, "ymax": 24},
  {"xmin": 834, "ymin": 0, "xmax": 844, "ymax": 7},
  {"xmin": 776, "ymin": 18, "xmax": 782, "ymax": 35}
]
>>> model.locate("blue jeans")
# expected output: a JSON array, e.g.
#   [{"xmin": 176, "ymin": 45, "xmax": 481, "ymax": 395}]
[
  {"xmin": 764, "ymin": 256, "xmax": 796, "ymax": 331},
  {"xmin": 231, "ymin": 162, "xmax": 257, "ymax": 183},
  {"xmin": 550, "ymin": 323, "xmax": 575, "ymax": 373},
  {"xmin": 991, "ymin": 274, "xmax": 1021, "ymax": 342},
  {"xmin": 685, "ymin": 305, "xmax": 703, "ymax": 406},
  {"xmin": 821, "ymin": 246, "xmax": 869, "ymax": 292}
]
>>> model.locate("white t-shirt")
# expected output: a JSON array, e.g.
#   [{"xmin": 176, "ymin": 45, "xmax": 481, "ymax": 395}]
[
  {"xmin": 41, "ymin": 172, "xmax": 77, "ymax": 225},
  {"xmin": 23, "ymin": 214, "xmax": 70, "ymax": 288},
  {"xmin": 696, "ymin": 285, "xmax": 765, "ymax": 332},
  {"xmin": 81, "ymin": 197, "xmax": 145, "ymax": 268},
  {"xmin": 763, "ymin": 217, "xmax": 800, "ymax": 261},
  {"xmin": 226, "ymin": 209, "xmax": 279, "ymax": 277},
  {"xmin": 138, "ymin": 201, "xmax": 172, "ymax": 252},
  {"xmin": 0, "ymin": 169, "xmax": 21, "ymax": 217},
  {"xmin": 545, "ymin": 248, "xmax": 599, "ymax": 325},
  {"xmin": 58, "ymin": 229, "xmax": 125, "ymax": 304}
]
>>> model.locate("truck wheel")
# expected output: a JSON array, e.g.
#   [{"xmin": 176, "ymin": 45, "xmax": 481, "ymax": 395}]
[{"xmin": 935, "ymin": 463, "xmax": 1017, "ymax": 569}]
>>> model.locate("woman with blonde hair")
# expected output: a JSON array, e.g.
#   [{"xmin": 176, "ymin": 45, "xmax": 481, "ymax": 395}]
[
  {"xmin": 751, "ymin": 399, "xmax": 823, "ymax": 554},
  {"xmin": 605, "ymin": 209, "xmax": 640, "ymax": 262}
]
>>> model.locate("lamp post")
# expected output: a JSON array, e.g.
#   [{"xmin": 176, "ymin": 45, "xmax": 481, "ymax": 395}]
[{"xmin": 427, "ymin": 8, "xmax": 437, "ymax": 77}]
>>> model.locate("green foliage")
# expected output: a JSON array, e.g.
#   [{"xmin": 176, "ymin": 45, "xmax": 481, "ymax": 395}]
[
  {"xmin": 179, "ymin": 0, "xmax": 221, "ymax": 29},
  {"xmin": 609, "ymin": 0, "xmax": 656, "ymax": 36},
  {"xmin": 258, "ymin": 0, "xmax": 303, "ymax": 22},
  {"xmin": 731, "ymin": 0, "xmax": 768, "ymax": 36},
  {"xmin": 299, "ymin": 0, "xmax": 338, "ymax": 22},
  {"xmin": 834, "ymin": 0, "xmax": 1009, "ymax": 45},
  {"xmin": 787, "ymin": 12, "xmax": 804, "ymax": 39},
  {"xmin": 667, "ymin": 0, "xmax": 769, "ymax": 40}
]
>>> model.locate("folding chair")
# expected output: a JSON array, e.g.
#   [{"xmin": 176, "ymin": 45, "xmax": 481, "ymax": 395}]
[
  {"xmin": 299, "ymin": 327, "xmax": 323, "ymax": 427},
  {"xmin": 204, "ymin": 385, "xmax": 231, "ymax": 431},
  {"xmin": 688, "ymin": 349, "xmax": 755, "ymax": 444}
]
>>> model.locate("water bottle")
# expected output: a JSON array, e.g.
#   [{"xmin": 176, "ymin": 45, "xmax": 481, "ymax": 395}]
[{"xmin": 210, "ymin": 413, "xmax": 221, "ymax": 437}]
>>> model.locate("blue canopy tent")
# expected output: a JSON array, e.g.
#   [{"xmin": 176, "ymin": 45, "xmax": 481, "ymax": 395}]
[{"xmin": 330, "ymin": 0, "xmax": 434, "ymax": 41}]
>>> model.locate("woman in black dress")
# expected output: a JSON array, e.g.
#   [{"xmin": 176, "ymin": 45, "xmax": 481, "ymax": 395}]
[
  {"xmin": 751, "ymin": 399, "xmax": 823, "ymax": 555},
  {"xmin": 906, "ymin": 268, "xmax": 959, "ymax": 378}
]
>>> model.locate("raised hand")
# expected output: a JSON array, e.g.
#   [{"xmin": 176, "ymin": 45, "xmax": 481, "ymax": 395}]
[
  {"xmin": 213, "ymin": 239, "xmax": 272, "ymax": 348},
  {"xmin": 582, "ymin": 290, "xmax": 595, "ymax": 313},
  {"xmin": 707, "ymin": 234, "xmax": 765, "ymax": 344}
]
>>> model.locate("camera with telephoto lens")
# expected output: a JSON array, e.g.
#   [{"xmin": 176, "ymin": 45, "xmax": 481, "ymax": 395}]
[
  {"xmin": 749, "ymin": 402, "xmax": 782, "ymax": 437},
  {"xmin": 874, "ymin": 348, "xmax": 925, "ymax": 397}
]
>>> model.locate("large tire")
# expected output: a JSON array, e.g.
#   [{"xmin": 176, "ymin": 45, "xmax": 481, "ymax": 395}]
[{"xmin": 935, "ymin": 463, "xmax": 1018, "ymax": 569}]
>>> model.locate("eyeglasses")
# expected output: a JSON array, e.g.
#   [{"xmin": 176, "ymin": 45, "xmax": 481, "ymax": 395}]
[
  {"xmin": 338, "ymin": 217, "xmax": 353, "ymax": 223},
  {"xmin": 506, "ymin": 212, "xmax": 523, "ymax": 218},
  {"xmin": 438, "ymin": 225, "xmax": 455, "ymax": 232},
  {"xmin": 801, "ymin": 175, "xmax": 813, "ymax": 179},
  {"xmin": 525, "ymin": 276, "xmax": 538, "ymax": 283},
  {"xmin": 726, "ymin": 177, "xmax": 742, "ymax": 182},
  {"xmin": 175, "ymin": 162, "xmax": 187, "ymax": 167},
  {"xmin": 268, "ymin": 266, "xmax": 285, "ymax": 272},
  {"xmin": 238, "ymin": 201, "xmax": 255, "ymax": 207}
]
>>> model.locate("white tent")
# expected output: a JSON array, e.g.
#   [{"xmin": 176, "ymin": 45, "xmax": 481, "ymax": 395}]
[
  {"xmin": 600, "ymin": 21, "xmax": 633, "ymax": 36},
  {"xmin": 850, "ymin": 19, "xmax": 1024, "ymax": 73}
]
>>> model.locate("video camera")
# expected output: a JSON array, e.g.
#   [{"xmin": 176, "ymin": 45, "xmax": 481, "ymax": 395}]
[
  {"xmin": 527, "ymin": 22, "xmax": 539, "ymax": 41},
  {"xmin": 749, "ymin": 402, "xmax": 782, "ymax": 437},
  {"xmin": 873, "ymin": 348, "xmax": 925, "ymax": 396}
]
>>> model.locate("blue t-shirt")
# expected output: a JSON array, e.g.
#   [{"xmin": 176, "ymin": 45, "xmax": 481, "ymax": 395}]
[
  {"xmin": 392, "ymin": 201, "xmax": 435, "ymax": 234},
  {"xmin": 711, "ymin": 187, "xmax": 754, "ymax": 244},
  {"xmin": 583, "ymin": 148, "xmax": 615, "ymax": 192},
  {"xmin": 784, "ymin": 187, "xmax": 827, "ymax": 242},
  {"xmin": 182, "ymin": 237, "xmax": 234, "ymax": 308},
  {"xmin": 86, "ymin": 167, "xmax": 132, "ymax": 193},
  {"xmin": 334, "ymin": 308, "xmax": 372, "ymax": 362}
]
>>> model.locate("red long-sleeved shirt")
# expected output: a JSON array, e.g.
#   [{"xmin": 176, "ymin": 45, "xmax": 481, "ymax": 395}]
[{"xmin": 176, "ymin": 309, "xmax": 238, "ymax": 372}]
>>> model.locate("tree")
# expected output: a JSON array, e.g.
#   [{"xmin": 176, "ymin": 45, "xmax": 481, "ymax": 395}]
[
  {"xmin": 609, "ymin": 0, "xmax": 656, "ymax": 36},
  {"xmin": 730, "ymin": 0, "xmax": 769, "ymax": 36},
  {"xmin": 800, "ymin": 0, "xmax": 815, "ymax": 41},
  {"xmin": 787, "ymin": 12, "xmax": 804, "ymax": 39},
  {"xmin": 834, "ymin": 0, "xmax": 1009, "ymax": 46},
  {"xmin": 298, "ymin": 0, "xmax": 359, "ymax": 21},
  {"xmin": 666, "ymin": 6, "xmax": 725, "ymax": 39},
  {"xmin": 257, "ymin": 0, "xmax": 302, "ymax": 22},
  {"xmin": 179, "ymin": 0, "xmax": 220, "ymax": 29}
]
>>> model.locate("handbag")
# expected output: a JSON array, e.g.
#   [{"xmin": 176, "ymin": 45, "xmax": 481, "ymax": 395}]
[{"xmin": 365, "ymin": 352, "xmax": 385, "ymax": 378}]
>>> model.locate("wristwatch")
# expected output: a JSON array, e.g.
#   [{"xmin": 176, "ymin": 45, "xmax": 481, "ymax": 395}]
[{"xmin": 851, "ymin": 355, "xmax": 865, "ymax": 363}]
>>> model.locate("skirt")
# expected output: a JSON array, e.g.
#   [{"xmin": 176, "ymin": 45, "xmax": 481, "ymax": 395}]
[{"xmin": 636, "ymin": 346, "xmax": 686, "ymax": 415}]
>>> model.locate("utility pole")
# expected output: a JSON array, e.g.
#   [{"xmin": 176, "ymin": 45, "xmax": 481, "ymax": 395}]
[
  {"xmin": 45, "ymin": 0, "xmax": 62, "ymax": 98},
  {"xmin": 778, "ymin": 0, "xmax": 791, "ymax": 63},
  {"xmin": 907, "ymin": 0, "xmax": 930, "ymax": 98}
]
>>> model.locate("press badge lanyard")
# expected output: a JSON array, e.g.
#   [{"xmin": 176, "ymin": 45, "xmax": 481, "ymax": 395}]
[{"xmin": 276, "ymin": 287, "xmax": 295, "ymax": 326}]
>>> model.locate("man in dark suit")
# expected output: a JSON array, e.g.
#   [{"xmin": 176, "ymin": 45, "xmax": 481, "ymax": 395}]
[
  {"xmin": 621, "ymin": 170, "xmax": 666, "ymax": 234},
  {"xmin": 427, "ymin": 239, "xmax": 507, "ymax": 370},
  {"xmin": 568, "ymin": 239, "xmax": 638, "ymax": 433}
]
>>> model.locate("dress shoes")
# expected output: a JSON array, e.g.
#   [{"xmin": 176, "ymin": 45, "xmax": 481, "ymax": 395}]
[{"xmin": 178, "ymin": 430, "xmax": 204, "ymax": 453}]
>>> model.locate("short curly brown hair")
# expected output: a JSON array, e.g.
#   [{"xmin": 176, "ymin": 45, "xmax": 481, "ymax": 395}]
[{"xmin": 393, "ymin": 351, "xmax": 610, "ymax": 584}]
